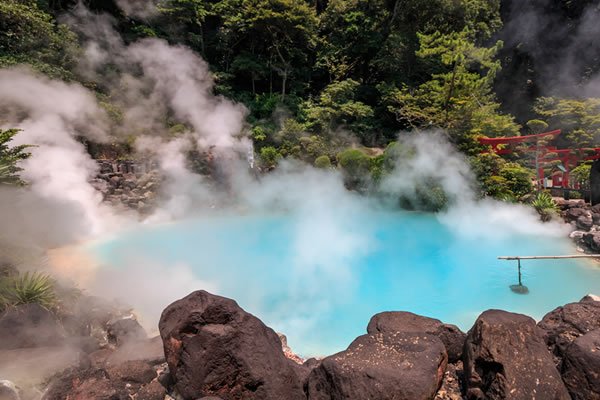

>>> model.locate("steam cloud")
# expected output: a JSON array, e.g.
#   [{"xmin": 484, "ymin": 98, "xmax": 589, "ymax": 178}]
[
  {"xmin": 115, "ymin": 0, "xmax": 158, "ymax": 19},
  {"xmin": 501, "ymin": 0, "xmax": 600, "ymax": 97},
  {"xmin": 0, "ymin": 2, "xmax": 572, "ymax": 351}
]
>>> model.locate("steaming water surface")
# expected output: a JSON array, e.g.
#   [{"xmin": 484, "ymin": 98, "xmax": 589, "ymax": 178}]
[{"xmin": 92, "ymin": 211, "xmax": 600, "ymax": 356}]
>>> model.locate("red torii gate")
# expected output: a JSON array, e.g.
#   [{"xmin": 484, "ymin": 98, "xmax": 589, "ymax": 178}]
[{"xmin": 478, "ymin": 130, "xmax": 600, "ymax": 188}]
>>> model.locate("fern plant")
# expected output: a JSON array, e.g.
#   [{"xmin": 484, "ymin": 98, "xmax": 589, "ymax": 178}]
[
  {"xmin": 532, "ymin": 191, "xmax": 559, "ymax": 222},
  {"xmin": 0, "ymin": 128, "xmax": 33, "ymax": 186}
]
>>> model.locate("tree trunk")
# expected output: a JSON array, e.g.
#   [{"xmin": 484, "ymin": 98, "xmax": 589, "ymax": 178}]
[
  {"xmin": 444, "ymin": 61, "xmax": 458, "ymax": 126},
  {"xmin": 281, "ymin": 71, "xmax": 287, "ymax": 101}
]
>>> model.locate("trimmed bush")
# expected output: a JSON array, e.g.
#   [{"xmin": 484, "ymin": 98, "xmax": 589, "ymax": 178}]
[
  {"xmin": 337, "ymin": 148, "xmax": 371, "ymax": 190},
  {"xmin": 314, "ymin": 155, "xmax": 331, "ymax": 169}
]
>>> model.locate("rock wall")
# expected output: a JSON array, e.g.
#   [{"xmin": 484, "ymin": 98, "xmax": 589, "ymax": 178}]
[
  {"xmin": 4, "ymin": 290, "xmax": 600, "ymax": 400},
  {"xmin": 91, "ymin": 160, "xmax": 161, "ymax": 214},
  {"xmin": 559, "ymin": 199, "xmax": 600, "ymax": 253}
]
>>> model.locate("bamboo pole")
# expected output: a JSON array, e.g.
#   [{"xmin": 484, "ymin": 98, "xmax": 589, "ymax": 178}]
[{"xmin": 498, "ymin": 255, "xmax": 600, "ymax": 260}]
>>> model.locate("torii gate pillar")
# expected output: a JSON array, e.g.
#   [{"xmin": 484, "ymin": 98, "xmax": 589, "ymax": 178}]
[{"xmin": 590, "ymin": 159, "xmax": 600, "ymax": 205}]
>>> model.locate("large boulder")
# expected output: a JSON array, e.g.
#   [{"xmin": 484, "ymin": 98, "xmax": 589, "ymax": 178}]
[
  {"xmin": 538, "ymin": 299, "xmax": 600, "ymax": 359},
  {"xmin": 0, "ymin": 304, "xmax": 65, "ymax": 349},
  {"xmin": 306, "ymin": 332, "xmax": 447, "ymax": 400},
  {"xmin": 463, "ymin": 310, "xmax": 569, "ymax": 400},
  {"xmin": 158, "ymin": 290, "xmax": 305, "ymax": 400},
  {"xmin": 367, "ymin": 311, "xmax": 466, "ymax": 363},
  {"xmin": 561, "ymin": 329, "xmax": 600, "ymax": 400}
]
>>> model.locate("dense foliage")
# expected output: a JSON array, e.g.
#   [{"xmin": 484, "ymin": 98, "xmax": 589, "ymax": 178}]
[
  {"xmin": 1, "ymin": 0, "xmax": 599, "ymax": 203},
  {"xmin": 0, "ymin": 129, "xmax": 32, "ymax": 186}
]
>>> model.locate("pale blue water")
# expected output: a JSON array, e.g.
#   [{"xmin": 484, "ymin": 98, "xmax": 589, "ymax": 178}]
[{"xmin": 92, "ymin": 211, "xmax": 600, "ymax": 356}]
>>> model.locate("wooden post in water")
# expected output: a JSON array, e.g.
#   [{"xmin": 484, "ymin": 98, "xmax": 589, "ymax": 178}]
[{"xmin": 498, "ymin": 255, "xmax": 600, "ymax": 294}]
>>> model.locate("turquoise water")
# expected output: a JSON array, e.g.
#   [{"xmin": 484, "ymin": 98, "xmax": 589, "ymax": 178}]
[{"xmin": 92, "ymin": 211, "xmax": 600, "ymax": 356}]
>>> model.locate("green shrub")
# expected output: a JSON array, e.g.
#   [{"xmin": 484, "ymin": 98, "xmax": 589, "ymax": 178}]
[
  {"xmin": 369, "ymin": 154, "xmax": 385, "ymax": 183},
  {"xmin": 337, "ymin": 148, "xmax": 370, "ymax": 172},
  {"xmin": 571, "ymin": 163, "xmax": 591, "ymax": 189},
  {"xmin": 337, "ymin": 148, "xmax": 371, "ymax": 190},
  {"xmin": 498, "ymin": 162, "xmax": 533, "ymax": 198},
  {"xmin": 260, "ymin": 146, "xmax": 281, "ymax": 169},
  {"xmin": 314, "ymin": 155, "xmax": 331, "ymax": 169},
  {"xmin": 471, "ymin": 153, "xmax": 533, "ymax": 199},
  {"xmin": 531, "ymin": 191, "xmax": 559, "ymax": 222},
  {"xmin": 0, "ymin": 271, "xmax": 57, "ymax": 311}
]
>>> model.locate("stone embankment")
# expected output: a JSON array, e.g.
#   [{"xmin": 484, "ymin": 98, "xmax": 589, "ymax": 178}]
[
  {"xmin": 2, "ymin": 290, "xmax": 600, "ymax": 399},
  {"xmin": 91, "ymin": 160, "xmax": 161, "ymax": 214},
  {"xmin": 558, "ymin": 199, "xmax": 600, "ymax": 253}
]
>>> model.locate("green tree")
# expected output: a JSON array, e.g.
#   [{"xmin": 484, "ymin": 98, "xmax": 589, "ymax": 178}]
[
  {"xmin": 217, "ymin": 0, "xmax": 318, "ymax": 100},
  {"xmin": 303, "ymin": 79, "xmax": 374, "ymax": 139},
  {"xmin": 318, "ymin": 0, "xmax": 501, "ymax": 85},
  {"xmin": 0, "ymin": 129, "xmax": 32, "ymax": 186},
  {"xmin": 156, "ymin": 0, "xmax": 211, "ymax": 54},
  {"xmin": 259, "ymin": 145, "xmax": 281, "ymax": 169},
  {"xmin": 380, "ymin": 29, "xmax": 519, "ymax": 152},
  {"xmin": 533, "ymin": 97, "xmax": 600, "ymax": 149},
  {"xmin": 470, "ymin": 152, "xmax": 533, "ymax": 198},
  {"xmin": 0, "ymin": 0, "xmax": 79, "ymax": 79},
  {"xmin": 571, "ymin": 163, "xmax": 591, "ymax": 191}
]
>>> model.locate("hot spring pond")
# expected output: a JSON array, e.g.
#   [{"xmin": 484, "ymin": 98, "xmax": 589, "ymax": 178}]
[{"xmin": 92, "ymin": 211, "xmax": 600, "ymax": 356}]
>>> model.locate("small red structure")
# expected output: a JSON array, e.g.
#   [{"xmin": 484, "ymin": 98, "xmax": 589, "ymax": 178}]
[{"xmin": 478, "ymin": 130, "xmax": 600, "ymax": 189}]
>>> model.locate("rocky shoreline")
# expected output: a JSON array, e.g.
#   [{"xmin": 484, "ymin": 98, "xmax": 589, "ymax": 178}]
[
  {"xmin": 558, "ymin": 198, "xmax": 600, "ymax": 254},
  {"xmin": 1, "ymin": 290, "xmax": 599, "ymax": 400}
]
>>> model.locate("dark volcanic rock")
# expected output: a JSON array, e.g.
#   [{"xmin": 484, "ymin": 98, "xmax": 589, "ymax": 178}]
[
  {"xmin": 105, "ymin": 359, "xmax": 157, "ymax": 391},
  {"xmin": 581, "ymin": 294, "xmax": 600, "ymax": 302},
  {"xmin": 464, "ymin": 310, "xmax": 569, "ymax": 400},
  {"xmin": 583, "ymin": 232, "xmax": 600, "ymax": 252},
  {"xmin": 42, "ymin": 339, "xmax": 165, "ymax": 400},
  {"xmin": 576, "ymin": 215, "xmax": 594, "ymax": 230},
  {"xmin": 306, "ymin": 332, "xmax": 447, "ymax": 400},
  {"xmin": 435, "ymin": 361, "xmax": 464, "ymax": 400},
  {"xmin": 367, "ymin": 311, "xmax": 466, "ymax": 363},
  {"xmin": 565, "ymin": 207, "xmax": 589, "ymax": 222},
  {"xmin": 0, "ymin": 304, "xmax": 65, "ymax": 349},
  {"xmin": 538, "ymin": 300, "xmax": 600, "ymax": 359},
  {"xmin": 64, "ymin": 377, "xmax": 126, "ymax": 400},
  {"xmin": 107, "ymin": 318, "xmax": 147, "ymax": 346},
  {"xmin": 562, "ymin": 329, "xmax": 600, "ymax": 400},
  {"xmin": 159, "ymin": 290, "xmax": 305, "ymax": 400},
  {"xmin": 135, "ymin": 380, "xmax": 166, "ymax": 400}
]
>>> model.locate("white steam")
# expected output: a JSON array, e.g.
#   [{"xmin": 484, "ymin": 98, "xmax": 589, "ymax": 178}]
[
  {"xmin": 0, "ymin": 3, "xmax": 574, "ymax": 351},
  {"xmin": 502, "ymin": 1, "xmax": 600, "ymax": 97},
  {"xmin": 0, "ymin": 68, "xmax": 127, "ymax": 244},
  {"xmin": 127, "ymin": 39, "xmax": 247, "ymax": 148},
  {"xmin": 115, "ymin": 0, "xmax": 158, "ymax": 19}
]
